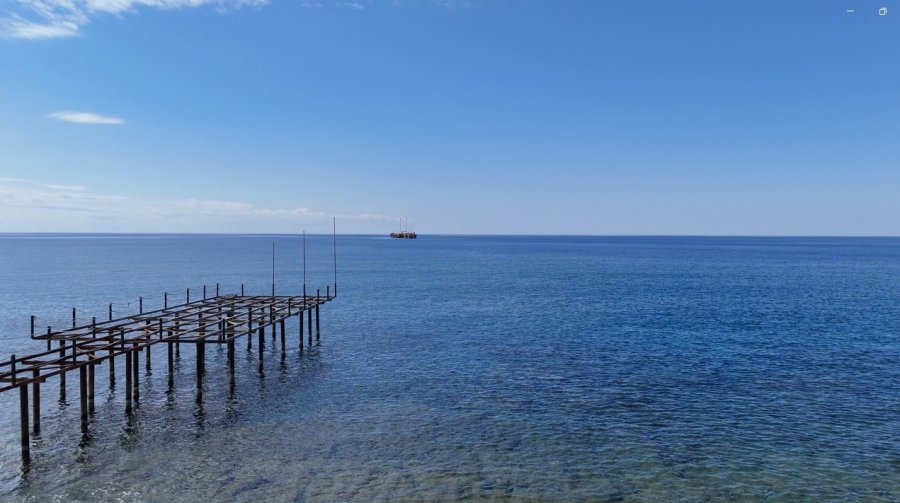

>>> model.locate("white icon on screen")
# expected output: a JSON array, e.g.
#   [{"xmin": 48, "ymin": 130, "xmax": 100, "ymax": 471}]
[{"xmin": 879, "ymin": 7, "xmax": 887, "ymax": 15}]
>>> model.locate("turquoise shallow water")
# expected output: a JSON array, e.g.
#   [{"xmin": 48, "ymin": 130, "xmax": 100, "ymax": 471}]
[{"xmin": 0, "ymin": 234, "xmax": 898, "ymax": 501}]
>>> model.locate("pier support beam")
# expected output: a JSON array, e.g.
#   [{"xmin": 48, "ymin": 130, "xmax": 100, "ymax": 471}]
[
  {"xmin": 108, "ymin": 349, "xmax": 115, "ymax": 387},
  {"xmin": 196, "ymin": 342, "xmax": 205, "ymax": 388},
  {"xmin": 307, "ymin": 308, "xmax": 312, "ymax": 345},
  {"xmin": 88, "ymin": 357, "xmax": 95, "ymax": 414},
  {"xmin": 145, "ymin": 344, "xmax": 151, "ymax": 372},
  {"xmin": 132, "ymin": 348, "xmax": 140, "ymax": 401},
  {"xmin": 79, "ymin": 365, "xmax": 88, "ymax": 433},
  {"xmin": 59, "ymin": 341, "xmax": 66, "ymax": 402},
  {"xmin": 31, "ymin": 370, "xmax": 40, "ymax": 434},
  {"xmin": 167, "ymin": 341, "xmax": 174, "ymax": 388},
  {"xmin": 20, "ymin": 386, "xmax": 30, "ymax": 463},
  {"xmin": 124, "ymin": 349, "xmax": 132, "ymax": 413},
  {"xmin": 316, "ymin": 304, "xmax": 320, "ymax": 340},
  {"xmin": 258, "ymin": 327, "xmax": 264, "ymax": 373}
]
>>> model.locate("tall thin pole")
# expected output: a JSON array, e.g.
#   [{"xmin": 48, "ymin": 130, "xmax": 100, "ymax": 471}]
[
  {"xmin": 302, "ymin": 230, "xmax": 307, "ymax": 298},
  {"xmin": 332, "ymin": 217, "xmax": 337, "ymax": 297},
  {"xmin": 271, "ymin": 241, "xmax": 276, "ymax": 296}
]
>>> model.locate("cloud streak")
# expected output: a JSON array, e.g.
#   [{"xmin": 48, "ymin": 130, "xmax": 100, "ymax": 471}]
[
  {"xmin": 0, "ymin": 179, "xmax": 394, "ymax": 233},
  {"xmin": 48, "ymin": 111, "xmax": 125, "ymax": 125},
  {"xmin": 3, "ymin": 0, "xmax": 268, "ymax": 39}
]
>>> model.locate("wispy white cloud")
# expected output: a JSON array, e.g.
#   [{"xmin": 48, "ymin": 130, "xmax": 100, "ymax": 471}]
[
  {"xmin": 48, "ymin": 111, "xmax": 125, "ymax": 125},
  {"xmin": 3, "ymin": 0, "xmax": 468, "ymax": 39},
  {"xmin": 2, "ymin": 0, "xmax": 268, "ymax": 39},
  {"xmin": 0, "ymin": 179, "xmax": 394, "ymax": 232}
]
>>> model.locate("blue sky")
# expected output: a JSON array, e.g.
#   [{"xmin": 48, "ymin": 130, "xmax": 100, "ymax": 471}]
[{"xmin": 0, "ymin": 0, "xmax": 898, "ymax": 234}]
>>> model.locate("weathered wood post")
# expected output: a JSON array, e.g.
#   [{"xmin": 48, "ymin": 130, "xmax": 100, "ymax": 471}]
[
  {"xmin": 124, "ymin": 345, "xmax": 132, "ymax": 413},
  {"xmin": 280, "ymin": 319, "xmax": 286, "ymax": 356},
  {"xmin": 316, "ymin": 289, "xmax": 321, "ymax": 340},
  {"xmin": 20, "ymin": 383, "xmax": 30, "ymax": 463},
  {"xmin": 58, "ymin": 338, "xmax": 66, "ymax": 402},
  {"xmin": 299, "ymin": 308, "xmax": 304, "ymax": 350},
  {"xmin": 79, "ymin": 365, "xmax": 88, "ymax": 433},
  {"xmin": 31, "ymin": 368, "xmax": 40, "ymax": 434},
  {"xmin": 307, "ymin": 307, "xmax": 312, "ymax": 345},
  {"xmin": 247, "ymin": 307, "xmax": 253, "ymax": 350},
  {"xmin": 108, "ymin": 343, "xmax": 116, "ymax": 387},
  {"xmin": 88, "ymin": 354, "xmax": 95, "ymax": 414},
  {"xmin": 167, "ymin": 339, "xmax": 174, "ymax": 389},
  {"xmin": 258, "ymin": 324, "xmax": 265, "ymax": 373},
  {"xmin": 132, "ymin": 345, "xmax": 140, "ymax": 401}
]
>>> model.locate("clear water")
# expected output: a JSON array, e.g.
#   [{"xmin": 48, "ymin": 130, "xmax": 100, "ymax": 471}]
[{"xmin": 0, "ymin": 235, "xmax": 898, "ymax": 502}]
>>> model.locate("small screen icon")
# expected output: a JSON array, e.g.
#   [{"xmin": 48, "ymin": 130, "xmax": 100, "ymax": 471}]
[{"xmin": 879, "ymin": 7, "xmax": 888, "ymax": 15}]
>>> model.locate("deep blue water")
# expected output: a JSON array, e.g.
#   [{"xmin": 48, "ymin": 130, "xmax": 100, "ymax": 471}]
[{"xmin": 0, "ymin": 235, "xmax": 898, "ymax": 501}]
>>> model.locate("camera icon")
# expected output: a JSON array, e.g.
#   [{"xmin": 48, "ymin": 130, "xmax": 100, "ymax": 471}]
[{"xmin": 879, "ymin": 7, "xmax": 887, "ymax": 15}]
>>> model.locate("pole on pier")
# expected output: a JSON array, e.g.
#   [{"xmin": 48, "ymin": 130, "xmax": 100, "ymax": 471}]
[
  {"xmin": 108, "ymin": 303, "xmax": 112, "ymax": 321},
  {"xmin": 187, "ymin": 288, "xmax": 190, "ymax": 304},
  {"xmin": 216, "ymin": 283, "xmax": 220, "ymax": 297},
  {"xmin": 175, "ymin": 321, "xmax": 181, "ymax": 358},
  {"xmin": 72, "ymin": 308, "xmax": 76, "ymax": 328},
  {"xmin": 299, "ymin": 309, "xmax": 304, "ymax": 351},
  {"xmin": 272, "ymin": 241, "xmax": 276, "ymax": 297},
  {"xmin": 247, "ymin": 308, "xmax": 253, "ymax": 350},
  {"xmin": 333, "ymin": 216, "xmax": 337, "ymax": 297},
  {"xmin": 32, "ymin": 369, "xmax": 40, "ymax": 434},
  {"xmin": 203, "ymin": 285, "xmax": 207, "ymax": 300},
  {"xmin": 139, "ymin": 297, "xmax": 143, "ymax": 314},
  {"xmin": 241, "ymin": 284, "xmax": 244, "ymax": 296},
  {"xmin": 167, "ymin": 340, "xmax": 174, "ymax": 388},
  {"xmin": 20, "ymin": 385, "xmax": 30, "ymax": 463},
  {"xmin": 258, "ymin": 326, "xmax": 264, "ymax": 373},
  {"xmin": 307, "ymin": 307, "xmax": 312, "ymax": 345},
  {"xmin": 124, "ymin": 347, "xmax": 132, "ymax": 413},
  {"xmin": 109, "ymin": 347, "xmax": 116, "ymax": 387},
  {"xmin": 316, "ymin": 289, "xmax": 321, "ymax": 340},
  {"xmin": 303, "ymin": 230, "xmax": 307, "ymax": 298},
  {"xmin": 145, "ymin": 342, "xmax": 151, "ymax": 371},
  {"xmin": 227, "ymin": 339, "xmax": 235, "ymax": 373},
  {"xmin": 164, "ymin": 292, "xmax": 168, "ymax": 309},
  {"xmin": 280, "ymin": 319, "xmax": 286, "ymax": 356},
  {"xmin": 79, "ymin": 365, "xmax": 88, "ymax": 433},
  {"xmin": 196, "ymin": 342, "xmax": 205, "ymax": 388},
  {"xmin": 132, "ymin": 346, "xmax": 140, "ymax": 401},
  {"xmin": 88, "ymin": 355, "xmax": 95, "ymax": 414},
  {"xmin": 58, "ymin": 339, "xmax": 66, "ymax": 402}
]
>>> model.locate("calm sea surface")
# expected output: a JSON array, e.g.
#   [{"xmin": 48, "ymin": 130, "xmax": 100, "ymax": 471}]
[{"xmin": 0, "ymin": 235, "xmax": 897, "ymax": 502}]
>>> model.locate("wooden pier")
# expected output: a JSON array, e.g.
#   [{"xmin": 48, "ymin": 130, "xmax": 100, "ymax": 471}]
[{"xmin": 0, "ymin": 285, "xmax": 334, "ymax": 463}]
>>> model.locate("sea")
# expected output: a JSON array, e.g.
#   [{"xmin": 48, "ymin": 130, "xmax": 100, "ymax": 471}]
[{"xmin": 0, "ymin": 234, "xmax": 897, "ymax": 502}]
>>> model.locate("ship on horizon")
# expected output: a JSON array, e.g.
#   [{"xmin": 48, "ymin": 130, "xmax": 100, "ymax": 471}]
[{"xmin": 390, "ymin": 217, "xmax": 417, "ymax": 239}]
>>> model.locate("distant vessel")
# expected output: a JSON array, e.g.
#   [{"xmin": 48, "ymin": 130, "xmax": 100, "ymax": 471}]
[{"xmin": 390, "ymin": 217, "xmax": 417, "ymax": 239}]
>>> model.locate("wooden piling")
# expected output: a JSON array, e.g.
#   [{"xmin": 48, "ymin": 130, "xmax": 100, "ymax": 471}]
[
  {"xmin": 132, "ymin": 347, "xmax": 139, "ymax": 401},
  {"xmin": 280, "ymin": 319, "xmax": 286, "ymax": 355},
  {"xmin": 316, "ymin": 304, "xmax": 320, "ymax": 340},
  {"xmin": 124, "ymin": 348, "xmax": 132, "ymax": 411},
  {"xmin": 299, "ymin": 309, "xmax": 304, "ymax": 351},
  {"xmin": 145, "ymin": 343, "xmax": 151, "ymax": 372},
  {"xmin": 79, "ymin": 365, "xmax": 88, "ymax": 433},
  {"xmin": 108, "ymin": 347, "xmax": 116, "ymax": 387},
  {"xmin": 88, "ymin": 356, "xmax": 95, "ymax": 414},
  {"xmin": 258, "ymin": 326, "xmax": 264, "ymax": 372},
  {"xmin": 59, "ymin": 340, "xmax": 66, "ymax": 402},
  {"xmin": 167, "ymin": 341, "xmax": 174, "ymax": 388},
  {"xmin": 31, "ymin": 369, "xmax": 40, "ymax": 434},
  {"xmin": 307, "ymin": 307, "xmax": 312, "ymax": 345},
  {"xmin": 20, "ymin": 385, "xmax": 30, "ymax": 463}
]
